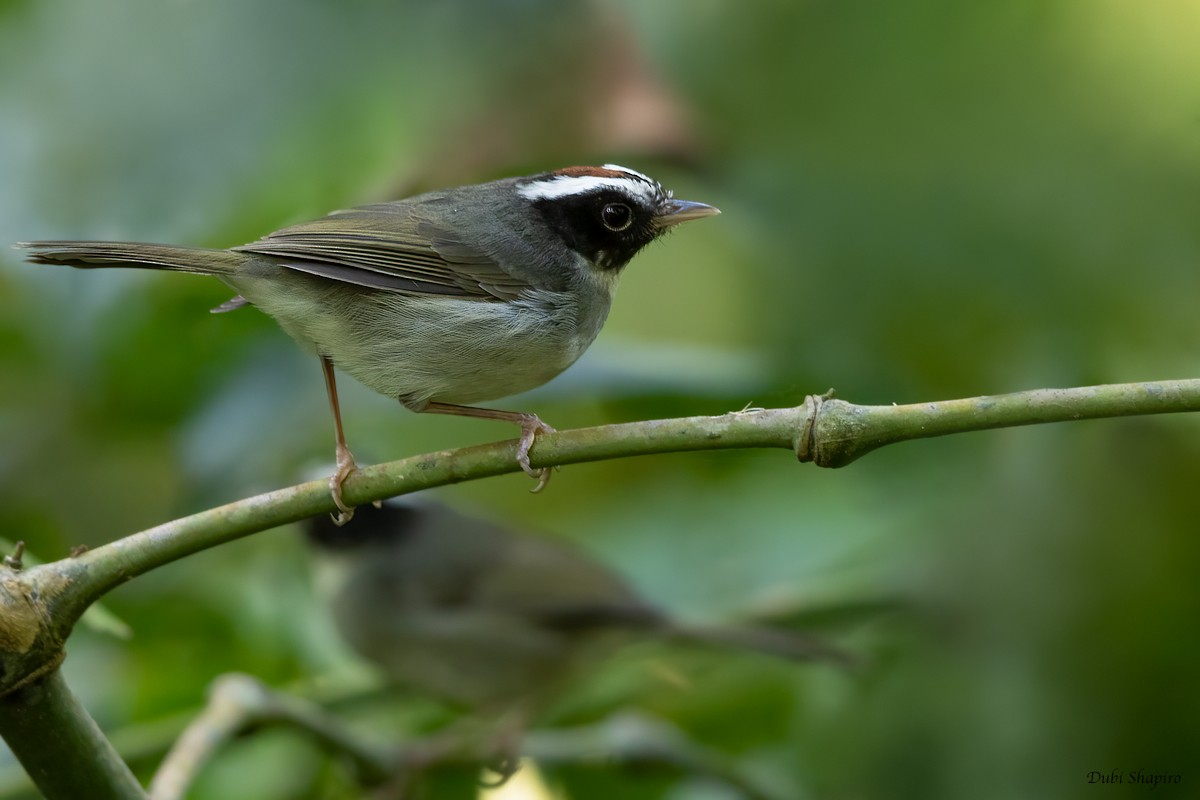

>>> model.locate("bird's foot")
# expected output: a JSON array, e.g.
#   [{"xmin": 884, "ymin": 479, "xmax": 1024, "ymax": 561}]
[
  {"xmin": 477, "ymin": 708, "xmax": 528, "ymax": 787},
  {"xmin": 418, "ymin": 402, "xmax": 560, "ymax": 492},
  {"xmin": 515, "ymin": 413, "xmax": 556, "ymax": 493},
  {"xmin": 329, "ymin": 443, "xmax": 358, "ymax": 526}
]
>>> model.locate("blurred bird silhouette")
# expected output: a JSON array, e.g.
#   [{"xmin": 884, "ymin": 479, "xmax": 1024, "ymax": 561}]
[{"xmin": 305, "ymin": 498, "xmax": 854, "ymax": 717}]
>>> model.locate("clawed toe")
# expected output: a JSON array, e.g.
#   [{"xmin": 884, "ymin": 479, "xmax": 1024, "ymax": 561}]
[
  {"xmin": 515, "ymin": 414, "xmax": 556, "ymax": 491},
  {"xmin": 529, "ymin": 467, "xmax": 553, "ymax": 493},
  {"xmin": 329, "ymin": 446, "xmax": 358, "ymax": 526},
  {"xmin": 417, "ymin": 402, "xmax": 562, "ymax": 492}
]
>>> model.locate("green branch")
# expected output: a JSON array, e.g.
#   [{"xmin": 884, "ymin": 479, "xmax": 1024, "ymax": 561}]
[
  {"xmin": 0, "ymin": 671, "xmax": 145, "ymax": 800},
  {"xmin": 803, "ymin": 379, "xmax": 1200, "ymax": 465}
]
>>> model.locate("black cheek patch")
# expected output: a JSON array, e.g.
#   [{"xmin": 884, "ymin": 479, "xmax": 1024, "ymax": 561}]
[{"xmin": 534, "ymin": 194, "xmax": 660, "ymax": 271}]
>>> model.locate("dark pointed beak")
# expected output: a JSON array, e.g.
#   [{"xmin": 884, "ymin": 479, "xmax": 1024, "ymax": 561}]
[{"xmin": 653, "ymin": 199, "xmax": 721, "ymax": 228}]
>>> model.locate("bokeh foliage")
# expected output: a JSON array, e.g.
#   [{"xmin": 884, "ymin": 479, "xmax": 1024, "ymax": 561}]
[{"xmin": 2, "ymin": 0, "xmax": 1198, "ymax": 797}]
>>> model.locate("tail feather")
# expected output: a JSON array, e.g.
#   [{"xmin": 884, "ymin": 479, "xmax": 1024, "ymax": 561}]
[
  {"xmin": 666, "ymin": 623, "xmax": 858, "ymax": 669},
  {"xmin": 16, "ymin": 241, "xmax": 243, "ymax": 276}
]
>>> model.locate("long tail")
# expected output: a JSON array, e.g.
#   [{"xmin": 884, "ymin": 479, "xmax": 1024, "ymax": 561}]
[
  {"xmin": 665, "ymin": 623, "xmax": 859, "ymax": 670},
  {"xmin": 16, "ymin": 241, "xmax": 245, "ymax": 276}
]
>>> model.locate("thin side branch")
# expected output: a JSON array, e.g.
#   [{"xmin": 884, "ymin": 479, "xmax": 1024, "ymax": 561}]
[{"xmin": 149, "ymin": 674, "xmax": 391, "ymax": 800}]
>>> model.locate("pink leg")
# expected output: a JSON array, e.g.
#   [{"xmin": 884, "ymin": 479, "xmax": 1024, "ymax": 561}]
[
  {"xmin": 321, "ymin": 357, "xmax": 358, "ymax": 524},
  {"xmin": 421, "ymin": 403, "xmax": 556, "ymax": 492}
]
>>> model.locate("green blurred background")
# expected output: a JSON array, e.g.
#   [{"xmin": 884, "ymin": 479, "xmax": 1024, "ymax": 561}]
[{"xmin": 2, "ymin": 0, "xmax": 1199, "ymax": 797}]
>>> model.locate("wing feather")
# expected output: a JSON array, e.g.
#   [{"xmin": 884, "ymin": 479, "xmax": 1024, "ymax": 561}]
[{"xmin": 233, "ymin": 203, "xmax": 529, "ymax": 301}]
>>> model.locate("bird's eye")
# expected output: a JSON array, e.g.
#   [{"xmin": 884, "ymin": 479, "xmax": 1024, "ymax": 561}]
[{"xmin": 601, "ymin": 203, "xmax": 633, "ymax": 232}]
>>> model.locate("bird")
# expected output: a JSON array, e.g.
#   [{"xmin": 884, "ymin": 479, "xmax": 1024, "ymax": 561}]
[
  {"xmin": 18, "ymin": 165, "xmax": 719, "ymax": 522},
  {"xmin": 305, "ymin": 498, "xmax": 853, "ymax": 715}
]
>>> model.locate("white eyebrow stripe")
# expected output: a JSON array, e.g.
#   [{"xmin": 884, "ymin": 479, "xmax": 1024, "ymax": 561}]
[
  {"xmin": 517, "ymin": 175, "xmax": 657, "ymax": 202},
  {"xmin": 602, "ymin": 163, "xmax": 655, "ymax": 184}
]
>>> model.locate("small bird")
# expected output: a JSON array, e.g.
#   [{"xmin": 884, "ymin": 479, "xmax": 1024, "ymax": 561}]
[
  {"xmin": 305, "ymin": 499, "xmax": 853, "ymax": 715},
  {"xmin": 18, "ymin": 166, "xmax": 718, "ymax": 521}
]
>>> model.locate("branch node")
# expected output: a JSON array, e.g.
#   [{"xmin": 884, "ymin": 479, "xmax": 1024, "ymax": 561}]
[
  {"xmin": 795, "ymin": 388, "xmax": 836, "ymax": 464},
  {"xmin": 2, "ymin": 651, "xmax": 67, "ymax": 697}
]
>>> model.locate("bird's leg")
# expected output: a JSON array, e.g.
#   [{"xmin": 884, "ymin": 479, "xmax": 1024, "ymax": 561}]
[
  {"xmin": 321, "ymin": 356, "xmax": 357, "ymax": 525},
  {"xmin": 476, "ymin": 706, "xmax": 532, "ymax": 788},
  {"xmin": 420, "ymin": 402, "xmax": 556, "ymax": 492},
  {"xmin": 389, "ymin": 712, "xmax": 526, "ymax": 794}
]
